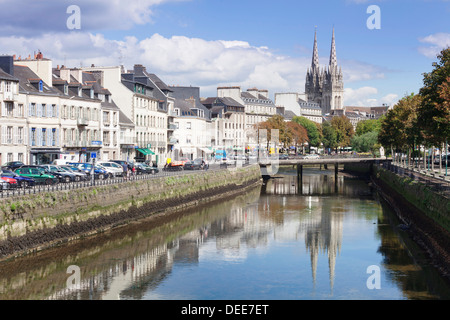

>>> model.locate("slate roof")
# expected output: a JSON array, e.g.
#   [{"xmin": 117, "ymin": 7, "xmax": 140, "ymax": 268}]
[
  {"xmin": 14, "ymin": 65, "xmax": 60, "ymax": 96},
  {"xmin": 0, "ymin": 68, "xmax": 19, "ymax": 82}
]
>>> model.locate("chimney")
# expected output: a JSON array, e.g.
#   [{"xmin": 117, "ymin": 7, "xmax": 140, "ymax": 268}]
[{"xmin": 0, "ymin": 56, "xmax": 15, "ymax": 76}]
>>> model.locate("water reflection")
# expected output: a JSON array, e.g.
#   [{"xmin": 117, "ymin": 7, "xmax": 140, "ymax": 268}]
[{"xmin": 0, "ymin": 167, "xmax": 449, "ymax": 300}]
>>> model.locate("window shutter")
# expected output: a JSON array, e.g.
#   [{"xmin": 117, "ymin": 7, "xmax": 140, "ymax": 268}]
[
  {"xmin": 47, "ymin": 129, "xmax": 52, "ymax": 146},
  {"xmin": 29, "ymin": 128, "xmax": 33, "ymax": 146},
  {"xmin": 56, "ymin": 128, "xmax": 60, "ymax": 147},
  {"xmin": 37, "ymin": 128, "xmax": 42, "ymax": 146},
  {"xmin": 2, "ymin": 126, "xmax": 7, "ymax": 144},
  {"xmin": 1, "ymin": 102, "xmax": 5, "ymax": 117},
  {"xmin": 13, "ymin": 126, "xmax": 18, "ymax": 144}
]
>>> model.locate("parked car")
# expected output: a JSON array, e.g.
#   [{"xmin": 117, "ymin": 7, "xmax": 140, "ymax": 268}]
[
  {"xmin": 97, "ymin": 161, "xmax": 124, "ymax": 177},
  {"xmin": 14, "ymin": 167, "xmax": 59, "ymax": 185},
  {"xmin": 1, "ymin": 176, "xmax": 18, "ymax": 189},
  {"xmin": 2, "ymin": 161, "xmax": 25, "ymax": 170},
  {"xmin": 0, "ymin": 179, "xmax": 10, "ymax": 191},
  {"xmin": 279, "ymin": 154, "xmax": 289, "ymax": 160},
  {"xmin": 1, "ymin": 169, "xmax": 36, "ymax": 188},
  {"xmin": 67, "ymin": 163, "xmax": 109, "ymax": 180},
  {"xmin": 303, "ymin": 154, "xmax": 320, "ymax": 160},
  {"xmin": 39, "ymin": 164, "xmax": 77, "ymax": 183},
  {"xmin": 184, "ymin": 158, "xmax": 204, "ymax": 170},
  {"xmin": 134, "ymin": 162, "xmax": 159, "ymax": 175},
  {"xmin": 58, "ymin": 165, "xmax": 89, "ymax": 181}
]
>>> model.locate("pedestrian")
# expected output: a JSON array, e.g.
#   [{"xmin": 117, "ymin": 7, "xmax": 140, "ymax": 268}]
[{"xmin": 122, "ymin": 163, "xmax": 128, "ymax": 180}]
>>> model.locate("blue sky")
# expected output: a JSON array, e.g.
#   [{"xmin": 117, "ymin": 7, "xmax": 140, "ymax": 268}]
[{"xmin": 1, "ymin": 0, "xmax": 450, "ymax": 106}]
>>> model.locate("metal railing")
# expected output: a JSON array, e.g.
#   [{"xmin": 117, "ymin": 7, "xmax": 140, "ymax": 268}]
[
  {"xmin": 0, "ymin": 163, "xmax": 253, "ymax": 199},
  {"xmin": 377, "ymin": 161, "xmax": 450, "ymax": 198}
]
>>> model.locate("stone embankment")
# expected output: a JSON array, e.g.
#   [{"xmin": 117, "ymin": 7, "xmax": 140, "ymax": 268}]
[
  {"xmin": 371, "ymin": 165, "xmax": 450, "ymax": 281},
  {"xmin": 0, "ymin": 165, "xmax": 262, "ymax": 261}
]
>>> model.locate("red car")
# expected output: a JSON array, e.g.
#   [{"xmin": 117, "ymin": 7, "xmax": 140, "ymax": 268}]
[{"xmin": 1, "ymin": 176, "xmax": 18, "ymax": 188}]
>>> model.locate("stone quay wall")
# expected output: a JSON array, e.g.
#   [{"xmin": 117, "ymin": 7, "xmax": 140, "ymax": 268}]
[{"xmin": 0, "ymin": 165, "xmax": 262, "ymax": 260}]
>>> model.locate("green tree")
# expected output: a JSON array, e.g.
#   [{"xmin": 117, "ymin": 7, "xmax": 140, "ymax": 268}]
[
  {"xmin": 322, "ymin": 121, "xmax": 338, "ymax": 152},
  {"xmin": 419, "ymin": 47, "xmax": 450, "ymax": 147},
  {"xmin": 292, "ymin": 116, "xmax": 320, "ymax": 148},
  {"xmin": 351, "ymin": 131, "xmax": 380, "ymax": 154},
  {"xmin": 355, "ymin": 118, "xmax": 382, "ymax": 136},
  {"xmin": 330, "ymin": 115, "xmax": 355, "ymax": 150},
  {"xmin": 378, "ymin": 93, "xmax": 422, "ymax": 164}
]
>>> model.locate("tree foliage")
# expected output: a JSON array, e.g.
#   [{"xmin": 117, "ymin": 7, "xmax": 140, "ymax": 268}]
[
  {"xmin": 330, "ymin": 115, "xmax": 354, "ymax": 147},
  {"xmin": 418, "ymin": 47, "xmax": 450, "ymax": 145},
  {"xmin": 378, "ymin": 93, "xmax": 422, "ymax": 150},
  {"xmin": 292, "ymin": 116, "xmax": 321, "ymax": 147},
  {"xmin": 322, "ymin": 121, "xmax": 338, "ymax": 151}
]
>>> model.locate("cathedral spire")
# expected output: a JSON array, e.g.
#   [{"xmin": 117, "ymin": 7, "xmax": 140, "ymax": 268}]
[
  {"xmin": 312, "ymin": 27, "xmax": 320, "ymax": 72},
  {"xmin": 329, "ymin": 27, "xmax": 337, "ymax": 70}
]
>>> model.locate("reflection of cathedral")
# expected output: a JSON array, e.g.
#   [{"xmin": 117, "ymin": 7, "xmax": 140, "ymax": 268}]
[{"xmin": 303, "ymin": 200, "xmax": 344, "ymax": 293}]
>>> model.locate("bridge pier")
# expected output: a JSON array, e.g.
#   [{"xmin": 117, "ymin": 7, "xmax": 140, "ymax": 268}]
[{"xmin": 297, "ymin": 164, "xmax": 303, "ymax": 186}]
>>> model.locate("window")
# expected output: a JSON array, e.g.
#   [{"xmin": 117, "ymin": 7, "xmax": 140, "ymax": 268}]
[
  {"xmin": 7, "ymin": 126, "xmax": 13, "ymax": 144},
  {"xmin": 31, "ymin": 128, "xmax": 36, "ymax": 146},
  {"xmin": 5, "ymin": 82, "xmax": 11, "ymax": 92},
  {"xmin": 42, "ymin": 104, "xmax": 46, "ymax": 117},
  {"xmin": 6, "ymin": 102, "xmax": 13, "ymax": 116},
  {"xmin": 187, "ymin": 122, "xmax": 191, "ymax": 130},
  {"xmin": 52, "ymin": 104, "xmax": 57, "ymax": 117},
  {"xmin": 7, "ymin": 153, "xmax": 13, "ymax": 162},
  {"xmin": 52, "ymin": 129, "xmax": 57, "ymax": 146},
  {"xmin": 18, "ymin": 153, "xmax": 23, "ymax": 162},
  {"xmin": 18, "ymin": 127, "xmax": 23, "ymax": 144},
  {"xmin": 42, "ymin": 128, "xmax": 46, "ymax": 146},
  {"xmin": 30, "ymin": 103, "xmax": 36, "ymax": 117},
  {"xmin": 18, "ymin": 104, "xmax": 23, "ymax": 117},
  {"xmin": 39, "ymin": 81, "xmax": 43, "ymax": 92}
]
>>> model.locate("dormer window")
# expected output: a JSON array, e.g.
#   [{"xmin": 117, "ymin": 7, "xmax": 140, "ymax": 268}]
[
  {"xmin": 78, "ymin": 87, "xmax": 82, "ymax": 97},
  {"xmin": 39, "ymin": 80, "xmax": 43, "ymax": 92},
  {"xmin": 90, "ymin": 89, "xmax": 94, "ymax": 99},
  {"xmin": 64, "ymin": 85, "xmax": 68, "ymax": 95}
]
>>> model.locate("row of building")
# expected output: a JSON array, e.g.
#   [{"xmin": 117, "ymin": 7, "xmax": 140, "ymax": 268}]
[{"xmin": 0, "ymin": 43, "xmax": 388, "ymax": 166}]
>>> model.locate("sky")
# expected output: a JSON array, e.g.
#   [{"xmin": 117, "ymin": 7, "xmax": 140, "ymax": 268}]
[{"xmin": 1, "ymin": 0, "xmax": 450, "ymax": 107}]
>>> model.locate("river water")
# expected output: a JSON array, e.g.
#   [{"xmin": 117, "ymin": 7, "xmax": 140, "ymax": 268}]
[{"xmin": 0, "ymin": 166, "xmax": 449, "ymax": 300}]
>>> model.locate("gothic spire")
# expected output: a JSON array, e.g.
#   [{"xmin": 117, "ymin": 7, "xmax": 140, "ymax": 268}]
[
  {"xmin": 329, "ymin": 27, "xmax": 337, "ymax": 70},
  {"xmin": 312, "ymin": 27, "xmax": 320, "ymax": 72}
]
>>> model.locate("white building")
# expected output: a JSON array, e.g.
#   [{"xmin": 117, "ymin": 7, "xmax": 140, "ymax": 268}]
[
  {"xmin": 275, "ymin": 92, "xmax": 323, "ymax": 124},
  {"xmin": 170, "ymin": 86, "xmax": 213, "ymax": 161},
  {"xmin": 0, "ymin": 56, "xmax": 26, "ymax": 165}
]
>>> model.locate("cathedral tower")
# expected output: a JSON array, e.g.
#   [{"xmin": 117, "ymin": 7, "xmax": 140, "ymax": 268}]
[{"xmin": 305, "ymin": 28, "xmax": 344, "ymax": 115}]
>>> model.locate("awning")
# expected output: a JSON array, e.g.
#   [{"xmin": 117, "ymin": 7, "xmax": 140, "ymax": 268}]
[
  {"xmin": 199, "ymin": 147, "xmax": 213, "ymax": 154},
  {"xmin": 31, "ymin": 149, "xmax": 62, "ymax": 154},
  {"xmin": 137, "ymin": 148, "xmax": 155, "ymax": 155}
]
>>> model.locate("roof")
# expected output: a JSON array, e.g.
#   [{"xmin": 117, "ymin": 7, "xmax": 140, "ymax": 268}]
[
  {"xmin": 0, "ymin": 68, "xmax": 19, "ymax": 82},
  {"xmin": 14, "ymin": 65, "xmax": 60, "ymax": 96}
]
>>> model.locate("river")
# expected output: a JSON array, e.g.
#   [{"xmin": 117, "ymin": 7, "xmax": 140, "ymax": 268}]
[{"xmin": 0, "ymin": 166, "xmax": 449, "ymax": 300}]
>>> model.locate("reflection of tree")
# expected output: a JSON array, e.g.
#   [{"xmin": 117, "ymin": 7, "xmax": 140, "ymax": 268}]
[{"xmin": 375, "ymin": 202, "xmax": 450, "ymax": 300}]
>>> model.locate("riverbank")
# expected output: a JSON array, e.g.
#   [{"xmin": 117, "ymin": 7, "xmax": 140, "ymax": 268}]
[
  {"xmin": 0, "ymin": 165, "xmax": 262, "ymax": 262},
  {"xmin": 371, "ymin": 165, "xmax": 450, "ymax": 282}
]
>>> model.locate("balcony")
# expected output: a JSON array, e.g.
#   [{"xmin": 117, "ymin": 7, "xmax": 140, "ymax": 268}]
[
  {"xmin": 77, "ymin": 117, "xmax": 89, "ymax": 126},
  {"xmin": 120, "ymin": 136, "xmax": 136, "ymax": 145},
  {"xmin": 2, "ymin": 91, "xmax": 18, "ymax": 102},
  {"xmin": 168, "ymin": 123, "xmax": 177, "ymax": 131}
]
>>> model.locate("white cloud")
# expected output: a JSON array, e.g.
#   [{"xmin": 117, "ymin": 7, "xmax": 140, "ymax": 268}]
[
  {"xmin": 418, "ymin": 33, "xmax": 450, "ymax": 58},
  {"xmin": 344, "ymin": 87, "xmax": 398, "ymax": 106},
  {"xmin": 0, "ymin": 0, "xmax": 190, "ymax": 35},
  {"xmin": 2, "ymin": 31, "xmax": 392, "ymax": 100}
]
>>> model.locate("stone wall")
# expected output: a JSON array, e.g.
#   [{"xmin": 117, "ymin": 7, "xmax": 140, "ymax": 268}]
[{"xmin": 0, "ymin": 165, "xmax": 262, "ymax": 259}]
